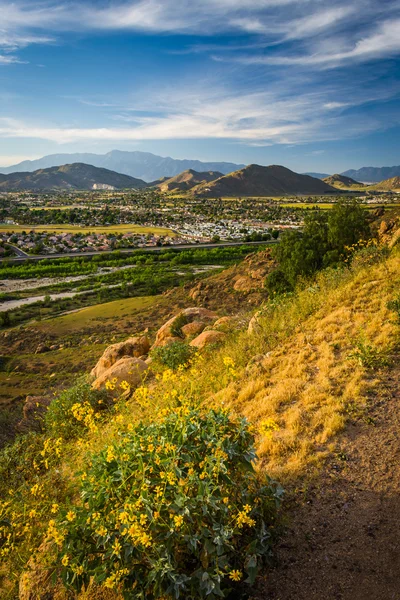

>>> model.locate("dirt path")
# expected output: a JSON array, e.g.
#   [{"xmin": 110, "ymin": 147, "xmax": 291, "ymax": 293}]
[{"xmin": 255, "ymin": 362, "xmax": 400, "ymax": 600}]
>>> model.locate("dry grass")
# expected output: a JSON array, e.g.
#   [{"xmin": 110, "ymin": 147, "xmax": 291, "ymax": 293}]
[{"xmin": 64, "ymin": 248, "xmax": 400, "ymax": 487}]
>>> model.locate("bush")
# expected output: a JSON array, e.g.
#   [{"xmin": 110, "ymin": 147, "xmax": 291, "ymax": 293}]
[
  {"xmin": 45, "ymin": 380, "xmax": 111, "ymax": 439},
  {"xmin": 56, "ymin": 408, "xmax": 282, "ymax": 599},
  {"xmin": 152, "ymin": 341, "xmax": 196, "ymax": 371}
]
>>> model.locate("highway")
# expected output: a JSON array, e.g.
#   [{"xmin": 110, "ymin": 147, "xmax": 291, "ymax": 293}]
[{"xmin": 1, "ymin": 239, "xmax": 278, "ymax": 263}]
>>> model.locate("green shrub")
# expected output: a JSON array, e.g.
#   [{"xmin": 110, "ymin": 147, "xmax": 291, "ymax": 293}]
[
  {"xmin": 169, "ymin": 313, "xmax": 189, "ymax": 339},
  {"xmin": 45, "ymin": 380, "xmax": 111, "ymax": 439},
  {"xmin": 56, "ymin": 408, "xmax": 282, "ymax": 599},
  {"xmin": 152, "ymin": 341, "xmax": 196, "ymax": 371},
  {"xmin": 348, "ymin": 338, "xmax": 391, "ymax": 369}
]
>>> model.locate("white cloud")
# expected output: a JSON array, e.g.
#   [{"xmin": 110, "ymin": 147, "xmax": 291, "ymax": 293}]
[{"xmin": 0, "ymin": 82, "xmax": 395, "ymax": 145}]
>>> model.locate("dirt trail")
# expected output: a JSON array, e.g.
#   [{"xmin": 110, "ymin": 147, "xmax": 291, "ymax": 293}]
[{"xmin": 255, "ymin": 362, "xmax": 400, "ymax": 600}]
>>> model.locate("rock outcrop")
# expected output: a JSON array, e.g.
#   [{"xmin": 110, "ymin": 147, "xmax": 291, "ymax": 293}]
[
  {"xmin": 92, "ymin": 357, "xmax": 148, "ymax": 392},
  {"xmin": 91, "ymin": 336, "xmax": 150, "ymax": 379},
  {"xmin": 152, "ymin": 307, "xmax": 218, "ymax": 348},
  {"xmin": 190, "ymin": 330, "xmax": 226, "ymax": 350}
]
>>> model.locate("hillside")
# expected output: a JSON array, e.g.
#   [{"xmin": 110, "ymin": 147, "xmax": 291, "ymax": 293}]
[
  {"xmin": 156, "ymin": 169, "xmax": 223, "ymax": 192},
  {"xmin": 0, "ymin": 150, "xmax": 243, "ymax": 182},
  {"xmin": 192, "ymin": 164, "xmax": 337, "ymax": 197},
  {"xmin": 342, "ymin": 165, "xmax": 400, "ymax": 183},
  {"xmin": 370, "ymin": 176, "xmax": 400, "ymax": 191},
  {"xmin": 323, "ymin": 173, "xmax": 364, "ymax": 189},
  {"xmin": 2, "ymin": 240, "xmax": 400, "ymax": 599},
  {"xmin": 0, "ymin": 163, "xmax": 146, "ymax": 191}
]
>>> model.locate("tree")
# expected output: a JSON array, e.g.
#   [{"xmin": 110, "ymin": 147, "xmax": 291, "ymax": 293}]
[{"xmin": 327, "ymin": 199, "xmax": 370, "ymax": 251}]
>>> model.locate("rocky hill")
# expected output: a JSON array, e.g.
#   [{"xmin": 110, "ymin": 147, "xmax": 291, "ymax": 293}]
[
  {"xmin": 192, "ymin": 164, "xmax": 337, "ymax": 197},
  {"xmin": 371, "ymin": 176, "xmax": 400, "ymax": 191},
  {"xmin": 0, "ymin": 163, "xmax": 147, "ymax": 191},
  {"xmin": 155, "ymin": 169, "xmax": 223, "ymax": 192},
  {"xmin": 323, "ymin": 173, "xmax": 363, "ymax": 188}
]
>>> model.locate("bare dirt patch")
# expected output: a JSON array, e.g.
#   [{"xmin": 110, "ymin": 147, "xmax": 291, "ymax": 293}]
[{"xmin": 255, "ymin": 361, "xmax": 400, "ymax": 600}]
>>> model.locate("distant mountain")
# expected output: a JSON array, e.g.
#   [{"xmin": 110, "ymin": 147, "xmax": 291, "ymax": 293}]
[
  {"xmin": 155, "ymin": 169, "xmax": 224, "ymax": 192},
  {"xmin": 0, "ymin": 163, "xmax": 146, "ymax": 191},
  {"xmin": 0, "ymin": 150, "xmax": 244, "ymax": 182},
  {"xmin": 370, "ymin": 176, "xmax": 400, "ymax": 191},
  {"xmin": 341, "ymin": 166, "xmax": 400, "ymax": 183},
  {"xmin": 191, "ymin": 164, "xmax": 337, "ymax": 197},
  {"xmin": 302, "ymin": 172, "xmax": 330, "ymax": 179},
  {"xmin": 323, "ymin": 174, "xmax": 363, "ymax": 189}
]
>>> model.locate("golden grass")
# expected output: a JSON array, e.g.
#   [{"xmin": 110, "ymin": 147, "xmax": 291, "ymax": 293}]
[
  {"xmin": 67, "ymin": 248, "xmax": 400, "ymax": 485},
  {"xmin": 0, "ymin": 224, "xmax": 175, "ymax": 236}
]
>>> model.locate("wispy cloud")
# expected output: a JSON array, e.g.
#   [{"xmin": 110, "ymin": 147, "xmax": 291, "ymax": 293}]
[{"xmin": 0, "ymin": 79, "xmax": 397, "ymax": 145}]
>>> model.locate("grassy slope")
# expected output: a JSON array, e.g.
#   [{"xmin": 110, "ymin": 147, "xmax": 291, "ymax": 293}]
[{"xmin": 1, "ymin": 247, "xmax": 399, "ymax": 596}]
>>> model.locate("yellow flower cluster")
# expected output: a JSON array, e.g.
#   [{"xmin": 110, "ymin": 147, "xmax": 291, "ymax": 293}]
[
  {"xmin": 259, "ymin": 418, "xmax": 280, "ymax": 439},
  {"xmin": 104, "ymin": 568, "xmax": 129, "ymax": 589},
  {"xmin": 71, "ymin": 402, "xmax": 98, "ymax": 432},
  {"xmin": 47, "ymin": 519, "xmax": 65, "ymax": 547},
  {"xmin": 223, "ymin": 356, "xmax": 239, "ymax": 378},
  {"xmin": 235, "ymin": 504, "xmax": 255, "ymax": 529}
]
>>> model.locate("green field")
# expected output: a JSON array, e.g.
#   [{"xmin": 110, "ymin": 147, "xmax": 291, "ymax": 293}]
[
  {"xmin": 0, "ymin": 223, "xmax": 176, "ymax": 235},
  {"xmin": 37, "ymin": 295, "xmax": 160, "ymax": 334}
]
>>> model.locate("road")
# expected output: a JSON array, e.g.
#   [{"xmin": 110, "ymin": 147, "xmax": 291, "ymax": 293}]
[
  {"xmin": 5, "ymin": 244, "xmax": 30, "ymax": 258},
  {"xmin": 1, "ymin": 239, "xmax": 278, "ymax": 263}
]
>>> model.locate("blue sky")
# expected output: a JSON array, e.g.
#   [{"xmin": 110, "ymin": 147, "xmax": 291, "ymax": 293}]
[{"xmin": 0, "ymin": 0, "xmax": 400, "ymax": 172}]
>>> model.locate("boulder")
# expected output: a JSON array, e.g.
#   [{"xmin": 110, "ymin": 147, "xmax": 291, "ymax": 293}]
[
  {"xmin": 92, "ymin": 357, "xmax": 148, "ymax": 392},
  {"xmin": 181, "ymin": 321, "xmax": 206, "ymax": 338},
  {"xmin": 17, "ymin": 395, "xmax": 51, "ymax": 433},
  {"xmin": 190, "ymin": 330, "xmax": 226, "ymax": 350},
  {"xmin": 153, "ymin": 307, "xmax": 218, "ymax": 349},
  {"xmin": 91, "ymin": 336, "xmax": 150, "ymax": 379},
  {"xmin": 213, "ymin": 316, "xmax": 235, "ymax": 332}
]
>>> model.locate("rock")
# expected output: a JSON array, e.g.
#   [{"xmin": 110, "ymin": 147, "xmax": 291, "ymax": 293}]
[
  {"xmin": 248, "ymin": 311, "xmax": 263, "ymax": 335},
  {"xmin": 190, "ymin": 330, "xmax": 226, "ymax": 350},
  {"xmin": 17, "ymin": 395, "xmax": 51, "ymax": 433},
  {"xmin": 35, "ymin": 343, "xmax": 50, "ymax": 354},
  {"xmin": 49, "ymin": 344, "xmax": 58, "ymax": 351},
  {"xmin": 213, "ymin": 316, "xmax": 235, "ymax": 331},
  {"xmin": 92, "ymin": 357, "xmax": 148, "ymax": 392},
  {"xmin": 91, "ymin": 336, "xmax": 150, "ymax": 379},
  {"xmin": 153, "ymin": 307, "xmax": 218, "ymax": 349},
  {"xmin": 181, "ymin": 321, "xmax": 206, "ymax": 338}
]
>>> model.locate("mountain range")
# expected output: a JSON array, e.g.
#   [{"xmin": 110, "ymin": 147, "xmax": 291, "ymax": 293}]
[
  {"xmin": 341, "ymin": 166, "xmax": 400, "ymax": 183},
  {"xmin": 0, "ymin": 150, "xmax": 243, "ymax": 183},
  {"xmin": 0, "ymin": 163, "xmax": 146, "ymax": 191}
]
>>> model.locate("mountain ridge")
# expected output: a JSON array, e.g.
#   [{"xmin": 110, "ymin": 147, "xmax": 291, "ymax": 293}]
[
  {"xmin": 0, "ymin": 150, "xmax": 244, "ymax": 182},
  {"xmin": 341, "ymin": 165, "xmax": 400, "ymax": 183}
]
